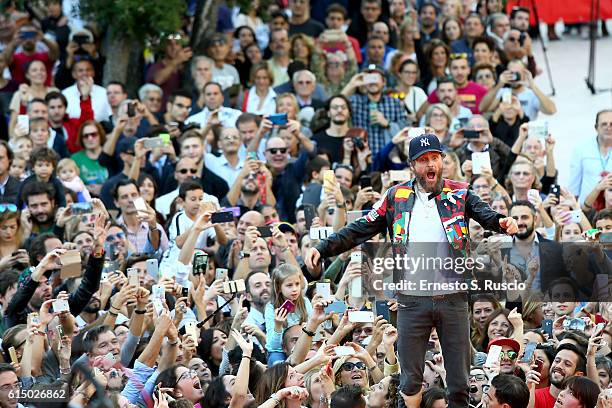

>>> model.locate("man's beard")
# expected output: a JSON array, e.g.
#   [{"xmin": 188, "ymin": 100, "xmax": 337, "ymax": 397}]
[
  {"xmin": 550, "ymin": 371, "xmax": 565, "ymax": 388},
  {"xmin": 253, "ymin": 291, "xmax": 270, "ymax": 307},
  {"xmin": 515, "ymin": 221, "xmax": 535, "ymax": 240},
  {"xmin": 83, "ymin": 299, "xmax": 101, "ymax": 314},
  {"xmin": 241, "ymin": 184, "xmax": 259, "ymax": 196},
  {"xmin": 33, "ymin": 213, "xmax": 51, "ymax": 225},
  {"xmin": 331, "ymin": 117, "xmax": 347, "ymax": 126},
  {"xmin": 415, "ymin": 169, "xmax": 444, "ymax": 193}
]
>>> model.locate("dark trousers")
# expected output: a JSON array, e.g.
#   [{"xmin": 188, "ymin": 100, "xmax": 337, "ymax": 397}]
[{"xmin": 396, "ymin": 293, "xmax": 470, "ymax": 408}]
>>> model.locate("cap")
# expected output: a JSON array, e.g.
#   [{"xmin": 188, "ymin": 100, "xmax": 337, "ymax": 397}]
[
  {"xmin": 117, "ymin": 137, "xmax": 136, "ymax": 155},
  {"xmin": 487, "ymin": 337, "xmax": 520, "ymax": 353},
  {"xmin": 408, "ymin": 133, "xmax": 443, "ymax": 161},
  {"xmin": 276, "ymin": 222, "xmax": 297, "ymax": 235}
]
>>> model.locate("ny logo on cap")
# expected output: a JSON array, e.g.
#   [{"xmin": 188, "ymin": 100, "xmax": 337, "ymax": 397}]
[{"xmin": 420, "ymin": 138, "xmax": 430, "ymax": 147}]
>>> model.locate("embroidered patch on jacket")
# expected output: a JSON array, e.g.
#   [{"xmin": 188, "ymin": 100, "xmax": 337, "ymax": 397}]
[{"xmin": 392, "ymin": 212, "xmax": 410, "ymax": 243}]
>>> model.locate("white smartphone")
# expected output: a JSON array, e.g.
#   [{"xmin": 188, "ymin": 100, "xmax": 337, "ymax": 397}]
[
  {"xmin": 185, "ymin": 321, "xmax": 198, "ymax": 339},
  {"xmin": 316, "ymin": 282, "xmax": 332, "ymax": 301},
  {"xmin": 133, "ymin": 197, "xmax": 148, "ymax": 212},
  {"xmin": 528, "ymin": 121, "xmax": 548, "ymax": 139},
  {"xmin": 216, "ymin": 268, "xmax": 229, "ymax": 281},
  {"xmin": 146, "ymin": 259, "xmax": 158, "ymax": 278},
  {"xmin": 486, "ymin": 345, "xmax": 502, "ymax": 366},
  {"xmin": 53, "ymin": 299, "xmax": 70, "ymax": 313},
  {"xmin": 350, "ymin": 252, "xmax": 362, "ymax": 264},
  {"xmin": 334, "ymin": 346, "xmax": 356, "ymax": 356},
  {"xmin": 17, "ymin": 114, "xmax": 29, "ymax": 133},
  {"xmin": 348, "ymin": 310, "xmax": 374, "ymax": 323},
  {"xmin": 363, "ymin": 73, "xmax": 379, "ymax": 84},
  {"xmin": 568, "ymin": 210, "xmax": 582, "ymax": 224},
  {"xmin": 127, "ymin": 267, "xmax": 140, "ymax": 287},
  {"xmin": 408, "ymin": 127, "xmax": 426, "ymax": 139},
  {"xmin": 389, "ymin": 170, "xmax": 411, "ymax": 182},
  {"xmin": 501, "ymin": 89, "xmax": 512, "ymax": 104},
  {"xmin": 153, "ymin": 299, "xmax": 164, "ymax": 316},
  {"xmin": 152, "ymin": 284, "xmax": 165, "ymax": 300}
]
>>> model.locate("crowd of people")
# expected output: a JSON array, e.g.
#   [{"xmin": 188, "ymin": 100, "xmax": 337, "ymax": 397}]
[{"xmin": 0, "ymin": 0, "xmax": 609, "ymax": 407}]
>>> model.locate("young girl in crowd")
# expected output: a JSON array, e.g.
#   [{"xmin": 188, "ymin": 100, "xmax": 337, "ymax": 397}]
[
  {"xmin": 57, "ymin": 158, "xmax": 92, "ymax": 202},
  {"xmin": 265, "ymin": 264, "xmax": 313, "ymax": 365}
]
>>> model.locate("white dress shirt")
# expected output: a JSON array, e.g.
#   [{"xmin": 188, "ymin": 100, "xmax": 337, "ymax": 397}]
[{"xmin": 186, "ymin": 106, "xmax": 242, "ymax": 129}]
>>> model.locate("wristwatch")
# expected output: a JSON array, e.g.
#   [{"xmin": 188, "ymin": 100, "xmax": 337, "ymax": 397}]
[{"xmin": 239, "ymin": 251, "xmax": 250, "ymax": 259}]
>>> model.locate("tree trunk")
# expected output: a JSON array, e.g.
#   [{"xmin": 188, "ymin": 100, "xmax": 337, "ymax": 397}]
[
  {"xmin": 191, "ymin": 0, "xmax": 221, "ymax": 54},
  {"xmin": 101, "ymin": 27, "xmax": 144, "ymax": 97}
]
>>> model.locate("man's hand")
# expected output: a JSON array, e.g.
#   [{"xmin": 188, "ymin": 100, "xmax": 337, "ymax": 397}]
[
  {"xmin": 92, "ymin": 213, "xmax": 109, "ymax": 253},
  {"xmin": 305, "ymin": 247, "xmax": 321, "ymax": 271},
  {"xmin": 499, "ymin": 217, "xmax": 518, "ymax": 235},
  {"xmin": 77, "ymin": 77, "xmax": 93, "ymax": 100},
  {"xmin": 32, "ymin": 249, "xmax": 66, "ymax": 281}
]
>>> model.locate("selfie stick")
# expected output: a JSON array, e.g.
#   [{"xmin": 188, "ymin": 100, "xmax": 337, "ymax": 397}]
[{"xmin": 196, "ymin": 292, "xmax": 238, "ymax": 328}]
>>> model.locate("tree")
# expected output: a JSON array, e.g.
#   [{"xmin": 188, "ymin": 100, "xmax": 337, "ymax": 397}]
[{"xmin": 79, "ymin": 0, "xmax": 186, "ymax": 95}]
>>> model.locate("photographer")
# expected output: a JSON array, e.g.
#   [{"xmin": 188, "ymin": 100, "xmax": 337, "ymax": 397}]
[{"xmin": 54, "ymin": 28, "xmax": 104, "ymax": 89}]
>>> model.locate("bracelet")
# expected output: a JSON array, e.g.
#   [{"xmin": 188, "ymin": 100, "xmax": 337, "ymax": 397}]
[
  {"xmin": 242, "ymin": 355, "xmax": 252, "ymax": 360},
  {"xmin": 491, "ymin": 182, "xmax": 499, "ymax": 189},
  {"xmin": 59, "ymin": 367, "xmax": 71, "ymax": 375},
  {"xmin": 108, "ymin": 310, "xmax": 118, "ymax": 316},
  {"xmin": 134, "ymin": 309, "xmax": 146, "ymax": 314},
  {"xmin": 302, "ymin": 327, "xmax": 315, "ymax": 337},
  {"xmin": 336, "ymin": 203, "xmax": 346, "ymax": 209},
  {"xmin": 168, "ymin": 340, "xmax": 179, "ymax": 346}
]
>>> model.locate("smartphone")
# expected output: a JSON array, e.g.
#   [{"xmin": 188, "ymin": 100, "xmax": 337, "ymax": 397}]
[
  {"xmin": 333, "ymin": 346, "xmax": 356, "ymax": 356},
  {"xmin": 17, "ymin": 114, "xmax": 29, "ymax": 133},
  {"xmin": 127, "ymin": 267, "xmax": 140, "ymax": 287},
  {"xmin": 324, "ymin": 300, "xmax": 347, "ymax": 314},
  {"xmin": 359, "ymin": 175, "xmax": 372, "ymax": 189},
  {"xmin": 408, "ymin": 127, "xmax": 426, "ymax": 139},
  {"xmin": 323, "ymin": 169, "xmax": 336, "ymax": 190},
  {"xmin": 247, "ymin": 151, "xmax": 258, "ymax": 161},
  {"xmin": 601, "ymin": 232, "xmax": 612, "ymax": 243},
  {"xmin": 509, "ymin": 72, "xmax": 521, "ymax": 82},
  {"xmin": 152, "ymin": 284, "xmax": 165, "ymax": 300},
  {"xmin": 348, "ymin": 310, "xmax": 374, "ymax": 323},
  {"xmin": 8, "ymin": 347, "xmax": 18, "ymax": 364},
  {"xmin": 563, "ymin": 317, "xmax": 586, "ymax": 331},
  {"xmin": 222, "ymin": 279, "xmax": 246, "ymax": 294},
  {"xmin": 486, "ymin": 345, "xmax": 502, "ymax": 366},
  {"xmin": 133, "ymin": 197, "xmax": 148, "ymax": 212},
  {"xmin": 521, "ymin": 342, "xmax": 537, "ymax": 363},
  {"xmin": 501, "ymin": 89, "xmax": 512, "ymax": 104},
  {"xmin": 541, "ymin": 319, "xmax": 553, "ymax": 337},
  {"xmin": 215, "ymin": 268, "xmax": 228, "ymax": 281},
  {"xmin": 101, "ymin": 272, "xmax": 108, "ymax": 282},
  {"xmin": 143, "ymin": 137, "xmax": 165, "ymax": 149},
  {"xmin": 28, "ymin": 312, "xmax": 40, "ymax": 326},
  {"xmin": 534, "ymin": 358, "xmax": 544, "ymax": 373},
  {"xmin": 350, "ymin": 252, "xmax": 362, "ymax": 264},
  {"xmin": 280, "ymin": 299, "xmax": 296, "ymax": 313},
  {"xmin": 550, "ymin": 184, "xmax": 561, "ymax": 200},
  {"xmin": 71, "ymin": 202, "xmax": 93, "ymax": 215},
  {"xmin": 349, "ymin": 276, "xmax": 362, "ymax": 298},
  {"xmin": 268, "ymin": 113, "xmax": 288, "ymax": 126},
  {"xmin": 53, "ymin": 299, "xmax": 70, "ymax": 313},
  {"xmin": 316, "ymin": 282, "xmax": 332, "ymax": 301},
  {"xmin": 185, "ymin": 321, "xmax": 198, "ymax": 339},
  {"xmin": 568, "ymin": 210, "xmax": 582, "ymax": 224},
  {"xmin": 595, "ymin": 322, "xmax": 606, "ymax": 336},
  {"xmin": 464, "ymin": 129, "xmax": 481, "ymax": 139},
  {"xmin": 192, "ymin": 252, "xmax": 208, "ymax": 276},
  {"xmin": 304, "ymin": 204, "xmax": 316, "ymax": 230},
  {"xmin": 56, "ymin": 324, "xmax": 64, "ymax": 338},
  {"xmin": 210, "ymin": 211, "xmax": 234, "ymax": 224},
  {"xmin": 256, "ymin": 226, "xmax": 273, "ymax": 238},
  {"xmin": 146, "ymin": 259, "xmax": 158, "ymax": 278},
  {"xmin": 375, "ymin": 300, "xmax": 390, "ymax": 321},
  {"xmin": 73, "ymin": 34, "xmax": 90, "ymax": 45},
  {"xmin": 363, "ymin": 73, "xmax": 379, "ymax": 84},
  {"xmin": 153, "ymin": 298, "xmax": 164, "ymax": 316},
  {"xmin": 181, "ymin": 287, "xmax": 189, "ymax": 298},
  {"xmin": 527, "ymin": 189, "xmax": 540, "ymax": 202},
  {"xmin": 528, "ymin": 121, "xmax": 548, "ymax": 139},
  {"xmin": 127, "ymin": 103, "xmax": 136, "ymax": 118},
  {"xmin": 104, "ymin": 352, "xmax": 117, "ymax": 366}
]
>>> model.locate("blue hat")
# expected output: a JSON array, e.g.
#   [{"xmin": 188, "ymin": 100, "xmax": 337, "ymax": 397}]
[{"xmin": 408, "ymin": 133, "xmax": 443, "ymax": 161}]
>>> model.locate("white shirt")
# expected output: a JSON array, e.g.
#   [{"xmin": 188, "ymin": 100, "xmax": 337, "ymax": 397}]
[
  {"xmin": 167, "ymin": 210, "xmax": 216, "ymax": 248},
  {"xmin": 212, "ymin": 64, "xmax": 240, "ymax": 90},
  {"xmin": 403, "ymin": 86, "xmax": 428, "ymax": 116},
  {"xmin": 156, "ymin": 188, "xmax": 220, "ymax": 217},
  {"xmin": 62, "ymin": 83, "xmax": 112, "ymax": 122},
  {"xmin": 186, "ymin": 106, "xmax": 242, "ymax": 129},
  {"xmin": 244, "ymin": 86, "xmax": 277, "ymax": 116},
  {"xmin": 204, "ymin": 153, "xmax": 244, "ymax": 187},
  {"xmin": 569, "ymin": 136, "xmax": 612, "ymax": 204},
  {"xmin": 409, "ymin": 188, "xmax": 447, "ymax": 243}
]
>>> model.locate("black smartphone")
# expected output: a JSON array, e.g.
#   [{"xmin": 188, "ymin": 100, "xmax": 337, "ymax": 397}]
[
  {"xmin": 127, "ymin": 103, "xmax": 136, "ymax": 118},
  {"xmin": 304, "ymin": 204, "xmax": 316, "ymax": 230},
  {"xmin": 549, "ymin": 184, "xmax": 561, "ymax": 200},
  {"xmin": 541, "ymin": 319, "xmax": 553, "ymax": 337},
  {"xmin": 509, "ymin": 72, "xmax": 521, "ymax": 82},
  {"xmin": 519, "ymin": 32, "xmax": 526, "ymax": 46},
  {"xmin": 73, "ymin": 34, "xmax": 90, "ymax": 45},
  {"xmin": 192, "ymin": 253, "xmax": 208, "ymax": 276},
  {"xmin": 181, "ymin": 287, "xmax": 189, "ymax": 298},
  {"xmin": 375, "ymin": 300, "xmax": 390, "ymax": 321},
  {"xmin": 210, "ymin": 211, "xmax": 234, "ymax": 224},
  {"xmin": 257, "ymin": 226, "xmax": 273, "ymax": 237},
  {"xmin": 464, "ymin": 129, "xmax": 480, "ymax": 139},
  {"xmin": 483, "ymin": 230, "xmax": 494, "ymax": 239},
  {"xmin": 354, "ymin": 137, "xmax": 364, "ymax": 150},
  {"xmin": 359, "ymin": 175, "xmax": 372, "ymax": 189}
]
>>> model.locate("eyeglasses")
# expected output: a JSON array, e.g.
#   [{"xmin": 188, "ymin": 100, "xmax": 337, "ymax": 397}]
[
  {"xmin": 0, "ymin": 204, "xmax": 18, "ymax": 213},
  {"xmin": 499, "ymin": 350, "xmax": 518, "ymax": 360},
  {"xmin": 342, "ymin": 362, "xmax": 367, "ymax": 371},
  {"xmin": 0, "ymin": 383, "xmax": 19, "ymax": 392},
  {"xmin": 507, "ymin": 37, "xmax": 520, "ymax": 43},
  {"xmin": 266, "ymin": 147, "xmax": 287, "ymax": 155},
  {"xmin": 469, "ymin": 373, "xmax": 487, "ymax": 381},
  {"xmin": 512, "ymin": 171, "xmax": 531, "ymax": 177},
  {"xmin": 178, "ymin": 168, "xmax": 198, "ymax": 174},
  {"xmin": 175, "ymin": 369, "xmax": 198, "ymax": 387},
  {"xmin": 83, "ymin": 132, "xmax": 99, "ymax": 139},
  {"xmin": 106, "ymin": 232, "xmax": 126, "ymax": 243}
]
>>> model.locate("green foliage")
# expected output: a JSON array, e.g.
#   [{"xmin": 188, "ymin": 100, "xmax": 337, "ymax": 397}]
[{"xmin": 79, "ymin": 0, "xmax": 186, "ymax": 42}]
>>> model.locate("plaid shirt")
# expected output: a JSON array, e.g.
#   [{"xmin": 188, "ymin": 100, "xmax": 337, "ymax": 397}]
[{"xmin": 349, "ymin": 93, "xmax": 409, "ymax": 155}]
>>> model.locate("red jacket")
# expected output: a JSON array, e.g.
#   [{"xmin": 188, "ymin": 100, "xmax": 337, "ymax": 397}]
[{"xmin": 62, "ymin": 97, "xmax": 94, "ymax": 153}]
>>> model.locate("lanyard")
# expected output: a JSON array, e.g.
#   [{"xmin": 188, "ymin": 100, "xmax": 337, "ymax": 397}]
[{"xmin": 597, "ymin": 138, "xmax": 611, "ymax": 171}]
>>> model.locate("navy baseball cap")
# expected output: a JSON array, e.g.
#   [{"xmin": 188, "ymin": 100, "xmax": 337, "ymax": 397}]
[{"xmin": 408, "ymin": 133, "xmax": 443, "ymax": 161}]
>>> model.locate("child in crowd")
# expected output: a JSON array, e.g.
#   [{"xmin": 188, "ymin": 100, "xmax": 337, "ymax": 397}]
[
  {"xmin": 10, "ymin": 135, "xmax": 32, "ymax": 162},
  {"xmin": 265, "ymin": 263, "xmax": 312, "ymax": 365},
  {"xmin": 28, "ymin": 117, "xmax": 50, "ymax": 150},
  {"xmin": 57, "ymin": 158, "xmax": 92, "ymax": 202},
  {"xmin": 9, "ymin": 156, "xmax": 28, "ymax": 181},
  {"xmin": 16, "ymin": 147, "xmax": 66, "ymax": 208}
]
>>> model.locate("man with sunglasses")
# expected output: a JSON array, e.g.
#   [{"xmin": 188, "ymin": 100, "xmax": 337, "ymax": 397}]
[{"xmin": 487, "ymin": 337, "xmax": 522, "ymax": 377}]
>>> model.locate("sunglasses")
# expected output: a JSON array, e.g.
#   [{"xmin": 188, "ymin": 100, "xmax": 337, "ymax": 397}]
[
  {"xmin": 500, "ymin": 351, "xmax": 518, "ymax": 360},
  {"xmin": 0, "ymin": 204, "xmax": 18, "ymax": 213},
  {"xmin": 83, "ymin": 132, "xmax": 99, "ymax": 139},
  {"xmin": 178, "ymin": 168, "xmax": 198, "ymax": 174},
  {"xmin": 267, "ymin": 148, "xmax": 287, "ymax": 155},
  {"xmin": 106, "ymin": 232, "xmax": 126, "ymax": 243},
  {"xmin": 342, "ymin": 362, "xmax": 367, "ymax": 371},
  {"xmin": 450, "ymin": 53, "xmax": 468, "ymax": 60}
]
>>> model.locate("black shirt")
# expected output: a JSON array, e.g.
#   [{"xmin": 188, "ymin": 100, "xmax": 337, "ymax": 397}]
[
  {"xmin": 289, "ymin": 20, "xmax": 325, "ymax": 38},
  {"xmin": 489, "ymin": 115, "xmax": 530, "ymax": 147},
  {"xmin": 312, "ymin": 130, "xmax": 346, "ymax": 164}
]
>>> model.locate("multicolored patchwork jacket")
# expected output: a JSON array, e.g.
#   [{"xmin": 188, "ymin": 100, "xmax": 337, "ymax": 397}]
[{"xmin": 316, "ymin": 178, "xmax": 505, "ymax": 259}]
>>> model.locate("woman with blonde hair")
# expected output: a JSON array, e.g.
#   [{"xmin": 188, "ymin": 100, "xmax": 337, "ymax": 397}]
[
  {"xmin": 0, "ymin": 206, "xmax": 28, "ymax": 269},
  {"xmin": 240, "ymin": 62, "xmax": 276, "ymax": 116},
  {"xmin": 442, "ymin": 151, "xmax": 465, "ymax": 181},
  {"xmin": 290, "ymin": 34, "xmax": 315, "ymax": 68},
  {"xmin": 424, "ymin": 103, "xmax": 453, "ymax": 143}
]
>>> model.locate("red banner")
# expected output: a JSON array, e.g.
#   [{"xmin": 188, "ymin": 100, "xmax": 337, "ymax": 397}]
[{"xmin": 506, "ymin": 0, "xmax": 612, "ymax": 24}]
